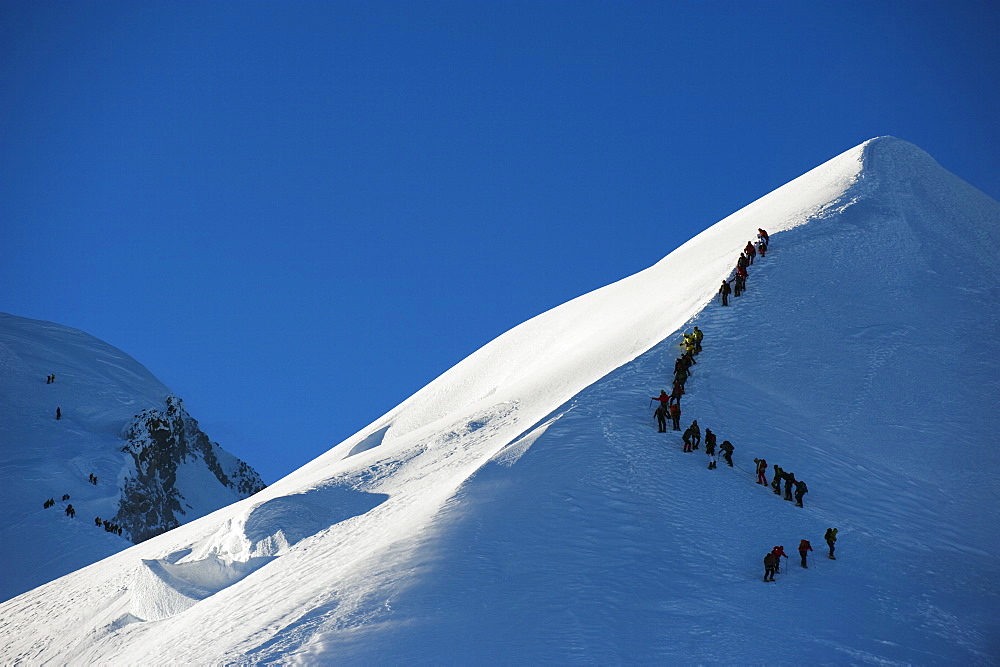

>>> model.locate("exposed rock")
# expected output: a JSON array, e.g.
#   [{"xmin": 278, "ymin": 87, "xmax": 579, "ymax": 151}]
[{"xmin": 119, "ymin": 396, "xmax": 266, "ymax": 543}]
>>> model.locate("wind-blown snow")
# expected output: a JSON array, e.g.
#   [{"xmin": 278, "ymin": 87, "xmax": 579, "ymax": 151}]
[{"xmin": 1, "ymin": 137, "xmax": 998, "ymax": 665}]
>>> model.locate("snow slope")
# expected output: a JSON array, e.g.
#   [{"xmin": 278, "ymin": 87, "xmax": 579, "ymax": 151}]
[
  {"xmin": 1, "ymin": 137, "xmax": 997, "ymax": 664},
  {"xmin": 0, "ymin": 314, "xmax": 264, "ymax": 602}
]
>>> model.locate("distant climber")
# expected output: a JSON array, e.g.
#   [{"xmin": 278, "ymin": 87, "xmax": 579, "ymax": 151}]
[
  {"xmin": 669, "ymin": 402, "xmax": 682, "ymax": 431},
  {"xmin": 771, "ymin": 465, "xmax": 784, "ymax": 495},
  {"xmin": 783, "ymin": 472, "xmax": 796, "ymax": 501},
  {"xmin": 692, "ymin": 326, "xmax": 703, "ymax": 352},
  {"xmin": 689, "ymin": 420, "xmax": 700, "ymax": 449},
  {"xmin": 754, "ymin": 458, "xmax": 768, "ymax": 485},
  {"xmin": 681, "ymin": 350, "xmax": 696, "ymax": 370},
  {"xmin": 654, "ymin": 403, "xmax": 668, "ymax": 433},
  {"xmin": 670, "ymin": 381, "xmax": 684, "ymax": 405},
  {"xmin": 758, "ymin": 228, "xmax": 769, "ymax": 245},
  {"xmin": 704, "ymin": 429, "xmax": 717, "ymax": 455},
  {"xmin": 825, "ymin": 528, "xmax": 838, "ymax": 559},
  {"xmin": 734, "ymin": 265, "xmax": 748, "ymax": 296},
  {"xmin": 55, "ymin": 407, "xmax": 61, "ymax": 420},
  {"xmin": 719, "ymin": 280, "xmax": 731, "ymax": 306},
  {"xmin": 652, "ymin": 390, "xmax": 670, "ymax": 407},
  {"xmin": 745, "ymin": 241, "xmax": 756, "ymax": 264},
  {"xmin": 763, "ymin": 551, "xmax": 777, "ymax": 582},
  {"xmin": 798, "ymin": 539, "xmax": 812, "ymax": 568},
  {"xmin": 737, "ymin": 253, "xmax": 749, "ymax": 270},
  {"xmin": 707, "ymin": 449, "xmax": 717, "ymax": 470},
  {"xmin": 95, "ymin": 516, "xmax": 102, "ymax": 526},
  {"xmin": 771, "ymin": 545, "xmax": 788, "ymax": 573},
  {"xmin": 794, "ymin": 479, "xmax": 808, "ymax": 507},
  {"xmin": 61, "ymin": 494, "xmax": 70, "ymax": 501},
  {"xmin": 719, "ymin": 440, "xmax": 734, "ymax": 467},
  {"xmin": 756, "ymin": 240, "xmax": 766, "ymax": 258},
  {"xmin": 682, "ymin": 424, "xmax": 695, "ymax": 452},
  {"xmin": 65, "ymin": 504, "xmax": 75, "ymax": 518}
]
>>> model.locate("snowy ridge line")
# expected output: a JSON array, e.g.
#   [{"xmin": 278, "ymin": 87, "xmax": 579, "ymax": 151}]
[{"xmin": 0, "ymin": 140, "xmax": 870, "ymax": 657}]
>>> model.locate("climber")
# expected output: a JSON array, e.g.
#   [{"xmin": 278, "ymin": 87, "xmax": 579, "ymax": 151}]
[
  {"xmin": 825, "ymin": 528, "xmax": 838, "ymax": 559},
  {"xmin": 704, "ymin": 429, "xmax": 717, "ymax": 455},
  {"xmin": 754, "ymin": 458, "xmax": 768, "ymax": 485},
  {"xmin": 771, "ymin": 545, "xmax": 788, "ymax": 572},
  {"xmin": 654, "ymin": 403, "xmax": 668, "ymax": 433},
  {"xmin": 669, "ymin": 381, "xmax": 684, "ymax": 405},
  {"xmin": 689, "ymin": 420, "xmax": 700, "ymax": 449},
  {"xmin": 784, "ymin": 471, "xmax": 796, "ymax": 501},
  {"xmin": 65, "ymin": 504, "xmax": 75, "ymax": 518},
  {"xmin": 719, "ymin": 280, "xmax": 731, "ymax": 306},
  {"xmin": 735, "ymin": 265, "xmax": 748, "ymax": 294},
  {"xmin": 771, "ymin": 465, "xmax": 784, "ymax": 495},
  {"xmin": 682, "ymin": 424, "xmax": 695, "ymax": 452},
  {"xmin": 758, "ymin": 228, "xmax": 769, "ymax": 245},
  {"xmin": 745, "ymin": 241, "xmax": 756, "ymax": 264},
  {"xmin": 55, "ymin": 407, "xmax": 61, "ymax": 420},
  {"xmin": 669, "ymin": 402, "xmax": 682, "ymax": 431},
  {"xmin": 719, "ymin": 440, "xmax": 734, "ymax": 467},
  {"xmin": 794, "ymin": 478, "xmax": 809, "ymax": 507},
  {"xmin": 763, "ymin": 551, "xmax": 777, "ymax": 582},
  {"xmin": 692, "ymin": 326, "xmax": 703, "ymax": 352},
  {"xmin": 798, "ymin": 539, "xmax": 813, "ymax": 568}
]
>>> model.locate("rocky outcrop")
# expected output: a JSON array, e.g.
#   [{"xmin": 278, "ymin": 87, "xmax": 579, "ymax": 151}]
[{"xmin": 118, "ymin": 396, "xmax": 266, "ymax": 543}]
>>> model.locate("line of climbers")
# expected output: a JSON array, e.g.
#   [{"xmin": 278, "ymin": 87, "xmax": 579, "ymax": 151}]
[
  {"xmin": 719, "ymin": 228, "xmax": 769, "ymax": 306},
  {"xmin": 763, "ymin": 529, "xmax": 838, "ymax": 581},
  {"xmin": 94, "ymin": 517, "xmax": 124, "ymax": 536},
  {"xmin": 46, "ymin": 372, "xmax": 63, "ymax": 420},
  {"xmin": 42, "ymin": 372, "xmax": 126, "ymax": 537},
  {"xmin": 651, "ymin": 327, "xmax": 703, "ymax": 432},
  {"xmin": 649, "ymin": 232, "xmax": 842, "ymax": 582}
]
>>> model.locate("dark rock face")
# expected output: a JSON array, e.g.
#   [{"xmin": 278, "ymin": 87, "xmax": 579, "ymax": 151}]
[{"xmin": 118, "ymin": 396, "xmax": 267, "ymax": 543}]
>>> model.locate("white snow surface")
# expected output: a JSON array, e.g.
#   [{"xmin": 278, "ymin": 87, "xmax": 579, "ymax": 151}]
[{"xmin": 1, "ymin": 137, "xmax": 998, "ymax": 664}]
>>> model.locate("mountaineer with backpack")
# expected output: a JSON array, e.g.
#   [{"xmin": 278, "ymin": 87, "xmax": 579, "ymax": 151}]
[
  {"xmin": 771, "ymin": 465, "xmax": 784, "ymax": 495},
  {"xmin": 682, "ymin": 424, "xmax": 696, "ymax": 452},
  {"xmin": 754, "ymin": 458, "xmax": 768, "ymax": 485},
  {"xmin": 719, "ymin": 440, "xmax": 734, "ymax": 467},
  {"xmin": 799, "ymin": 539, "xmax": 813, "ymax": 568},
  {"xmin": 771, "ymin": 545, "xmax": 788, "ymax": 573},
  {"xmin": 784, "ymin": 471, "xmax": 796, "ymax": 501},
  {"xmin": 825, "ymin": 528, "xmax": 838, "ymax": 559},
  {"xmin": 763, "ymin": 551, "xmax": 777, "ymax": 582},
  {"xmin": 669, "ymin": 402, "xmax": 682, "ymax": 431},
  {"xmin": 794, "ymin": 478, "xmax": 809, "ymax": 507}
]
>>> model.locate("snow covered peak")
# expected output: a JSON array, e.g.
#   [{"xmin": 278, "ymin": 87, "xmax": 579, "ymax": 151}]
[
  {"xmin": 0, "ymin": 313, "xmax": 265, "ymax": 601},
  {"xmin": 2, "ymin": 140, "xmax": 997, "ymax": 664}
]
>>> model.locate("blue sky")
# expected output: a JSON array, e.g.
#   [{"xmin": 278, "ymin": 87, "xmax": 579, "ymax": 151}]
[{"xmin": 3, "ymin": 1, "xmax": 997, "ymax": 483}]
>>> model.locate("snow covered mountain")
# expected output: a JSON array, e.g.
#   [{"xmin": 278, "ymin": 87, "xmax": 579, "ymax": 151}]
[
  {"xmin": 1, "ymin": 137, "xmax": 998, "ymax": 664},
  {"xmin": 0, "ymin": 314, "xmax": 266, "ymax": 602}
]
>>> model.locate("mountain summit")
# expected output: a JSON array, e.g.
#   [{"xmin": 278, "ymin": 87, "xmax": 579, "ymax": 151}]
[
  {"xmin": 0, "ymin": 313, "xmax": 266, "ymax": 602},
  {"xmin": 1, "ymin": 138, "xmax": 998, "ymax": 664}
]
